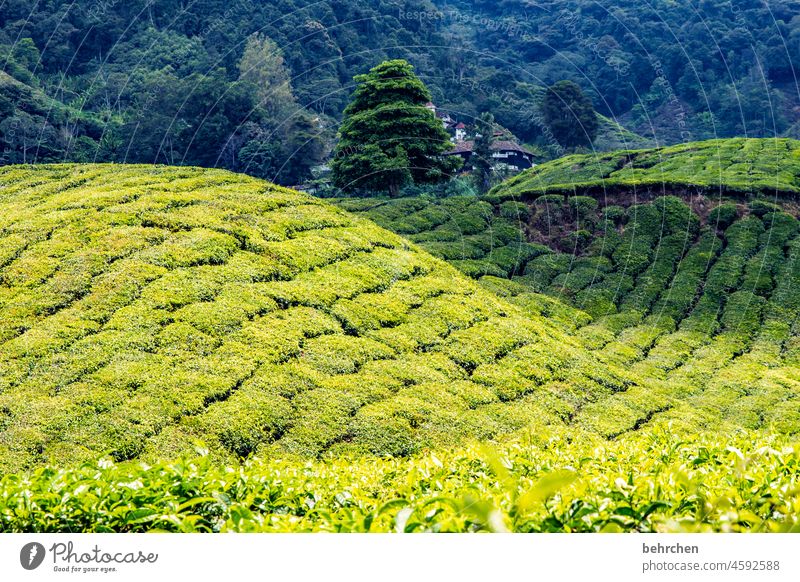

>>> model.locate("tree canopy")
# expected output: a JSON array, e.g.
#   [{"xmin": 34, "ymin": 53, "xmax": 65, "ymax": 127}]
[
  {"xmin": 542, "ymin": 81, "xmax": 599, "ymax": 150},
  {"xmin": 472, "ymin": 112, "xmax": 496, "ymax": 193},
  {"xmin": 1, "ymin": 0, "xmax": 800, "ymax": 174}
]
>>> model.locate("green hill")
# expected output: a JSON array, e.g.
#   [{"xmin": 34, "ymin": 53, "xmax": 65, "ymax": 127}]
[
  {"xmin": 0, "ymin": 164, "xmax": 630, "ymax": 473},
  {"xmin": 2, "ymin": 157, "xmax": 800, "ymax": 533},
  {"xmin": 489, "ymin": 138, "xmax": 800, "ymax": 199},
  {"xmin": 337, "ymin": 138, "xmax": 800, "ymax": 441}
]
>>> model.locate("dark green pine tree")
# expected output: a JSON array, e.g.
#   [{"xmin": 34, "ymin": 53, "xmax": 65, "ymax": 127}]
[
  {"xmin": 542, "ymin": 80, "xmax": 599, "ymax": 150},
  {"xmin": 472, "ymin": 112, "xmax": 495, "ymax": 193},
  {"xmin": 331, "ymin": 59, "xmax": 460, "ymax": 197}
]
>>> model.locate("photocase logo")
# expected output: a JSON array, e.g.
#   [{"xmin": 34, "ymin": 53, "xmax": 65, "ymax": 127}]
[{"xmin": 20, "ymin": 542, "xmax": 46, "ymax": 570}]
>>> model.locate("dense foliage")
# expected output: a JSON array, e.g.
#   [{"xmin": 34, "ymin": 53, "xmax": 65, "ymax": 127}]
[
  {"xmin": 542, "ymin": 81, "xmax": 599, "ymax": 150},
  {"xmin": 2, "ymin": 0, "xmax": 799, "ymax": 178},
  {"xmin": 0, "ymin": 0, "xmax": 448, "ymax": 182},
  {"xmin": 3, "ymin": 142, "xmax": 800, "ymax": 532},
  {"xmin": 489, "ymin": 138, "xmax": 800, "ymax": 200},
  {"xmin": 438, "ymin": 0, "xmax": 800, "ymax": 142},
  {"xmin": 339, "ymin": 139, "xmax": 800, "ymax": 447},
  {"xmin": 2, "ymin": 430, "xmax": 799, "ymax": 533},
  {"xmin": 471, "ymin": 112, "xmax": 496, "ymax": 193},
  {"xmin": 0, "ymin": 164, "xmax": 629, "ymax": 473},
  {"xmin": 334, "ymin": 195, "xmax": 544, "ymax": 279}
]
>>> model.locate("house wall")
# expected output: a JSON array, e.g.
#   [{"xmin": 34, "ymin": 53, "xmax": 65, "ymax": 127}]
[
  {"xmin": 492, "ymin": 152, "xmax": 533, "ymax": 170},
  {"xmin": 445, "ymin": 150, "xmax": 533, "ymax": 172}
]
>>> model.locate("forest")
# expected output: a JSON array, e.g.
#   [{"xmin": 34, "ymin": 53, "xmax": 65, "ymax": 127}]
[{"xmin": 2, "ymin": 0, "xmax": 800, "ymax": 186}]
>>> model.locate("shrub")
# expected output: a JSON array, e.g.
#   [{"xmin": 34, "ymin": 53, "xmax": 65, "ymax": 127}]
[
  {"xmin": 749, "ymin": 199, "xmax": 781, "ymax": 217},
  {"xmin": 565, "ymin": 229, "xmax": 593, "ymax": 252},
  {"xmin": 6, "ymin": 159, "xmax": 800, "ymax": 533},
  {"xmin": 568, "ymin": 195, "xmax": 599, "ymax": 221},
  {"xmin": 602, "ymin": 205, "xmax": 625, "ymax": 225},
  {"xmin": 499, "ymin": 200, "xmax": 530, "ymax": 223},
  {"xmin": 707, "ymin": 203, "xmax": 739, "ymax": 230}
]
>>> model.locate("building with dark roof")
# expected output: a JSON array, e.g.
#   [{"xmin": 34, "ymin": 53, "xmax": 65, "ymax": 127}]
[{"xmin": 444, "ymin": 140, "xmax": 535, "ymax": 172}]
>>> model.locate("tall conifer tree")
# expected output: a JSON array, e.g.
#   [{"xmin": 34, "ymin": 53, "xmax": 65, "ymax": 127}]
[{"xmin": 332, "ymin": 60, "xmax": 459, "ymax": 196}]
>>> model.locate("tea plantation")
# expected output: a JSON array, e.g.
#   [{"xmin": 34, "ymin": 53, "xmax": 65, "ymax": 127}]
[
  {"xmin": 486, "ymin": 137, "xmax": 800, "ymax": 199},
  {"xmin": 0, "ymin": 164, "xmax": 628, "ymax": 472},
  {"xmin": 338, "ymin": 139, "xmax": 800, "ymax": 445},
  {"xmin": 2, "ymin": 142, "xmax": 800, "ymax": 532}
]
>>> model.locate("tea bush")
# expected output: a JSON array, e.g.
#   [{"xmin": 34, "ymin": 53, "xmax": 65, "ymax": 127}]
[
  {"xmin": 487, "ymin": 138, "xmax": 800, "ymax": 201},
  {"xmin": 0, "ymin": 165, "xmax": 628, "ymax": 472},
  {"xmin": 2, "ymin": 429, "xmax": 798, "ymax": 533}
]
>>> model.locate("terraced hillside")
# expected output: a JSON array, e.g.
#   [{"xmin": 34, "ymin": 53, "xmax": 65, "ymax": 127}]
[
  {"xmin": 0, "ymin": 164, "xmax": 636, "ymax": 473},
  {"xmin": 338, "ymin": 138, "xmax": 800, "ymax": 442},
  {"xmin": 490, "ymin": 138, "xmax": 800, "ymax": 199},
  {"xmin": 2, "ymin": 155, "xmax": 800, "ymax": 533}
]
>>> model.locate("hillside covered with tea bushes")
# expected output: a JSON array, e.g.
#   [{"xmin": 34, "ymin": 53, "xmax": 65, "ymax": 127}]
[
  {"xmin": 0, "ymin": 164, "xmax": 634, "ymax": 473},
  {"xmin": 3, "ymin": 149, "xmax": 800, "ymax": 532},
  {"xmin": 488, "ymin": 138, "xmax": 800, "ymax": 200},
  {"xmin": 338, "ymin": 138, "xmax": 800, "ymax": 441}
]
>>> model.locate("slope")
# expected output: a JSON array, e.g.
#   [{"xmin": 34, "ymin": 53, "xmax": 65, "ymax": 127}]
[
  {"xmin": 0, "ymin": 164, "xmax": 634, "ymax": 473},
  {"xmin": 489, "ymin": 138, "xmax": 800, "ymax": 200},
  {"xmin": 337, "ymin": 138, "xmax": 800, "ymax": 443},
  {"xmin": 2, "ymin": 158, "xmax": 800, "ymax": 533}
]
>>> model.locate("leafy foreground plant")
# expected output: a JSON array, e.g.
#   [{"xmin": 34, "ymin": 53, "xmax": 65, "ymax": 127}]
[{"xmin": 2, "ymin": 429, "xmax": 798, "ymax": 533}]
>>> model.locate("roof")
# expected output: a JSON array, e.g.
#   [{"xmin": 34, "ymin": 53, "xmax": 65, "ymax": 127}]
[
  {"xmin": 492, "ymin": 140, "xmax": 533, "ymax": 154},
  {"xmin": 445, "ymin": 140, "xmax": 534, "ymax": 156},
  {"xmin": 447, "ymin": 140, "xmax": 474, "ymax": 154},
  {"xmin": 455, "ymin": 122, "xmax": 466, "ymax": 129}
]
